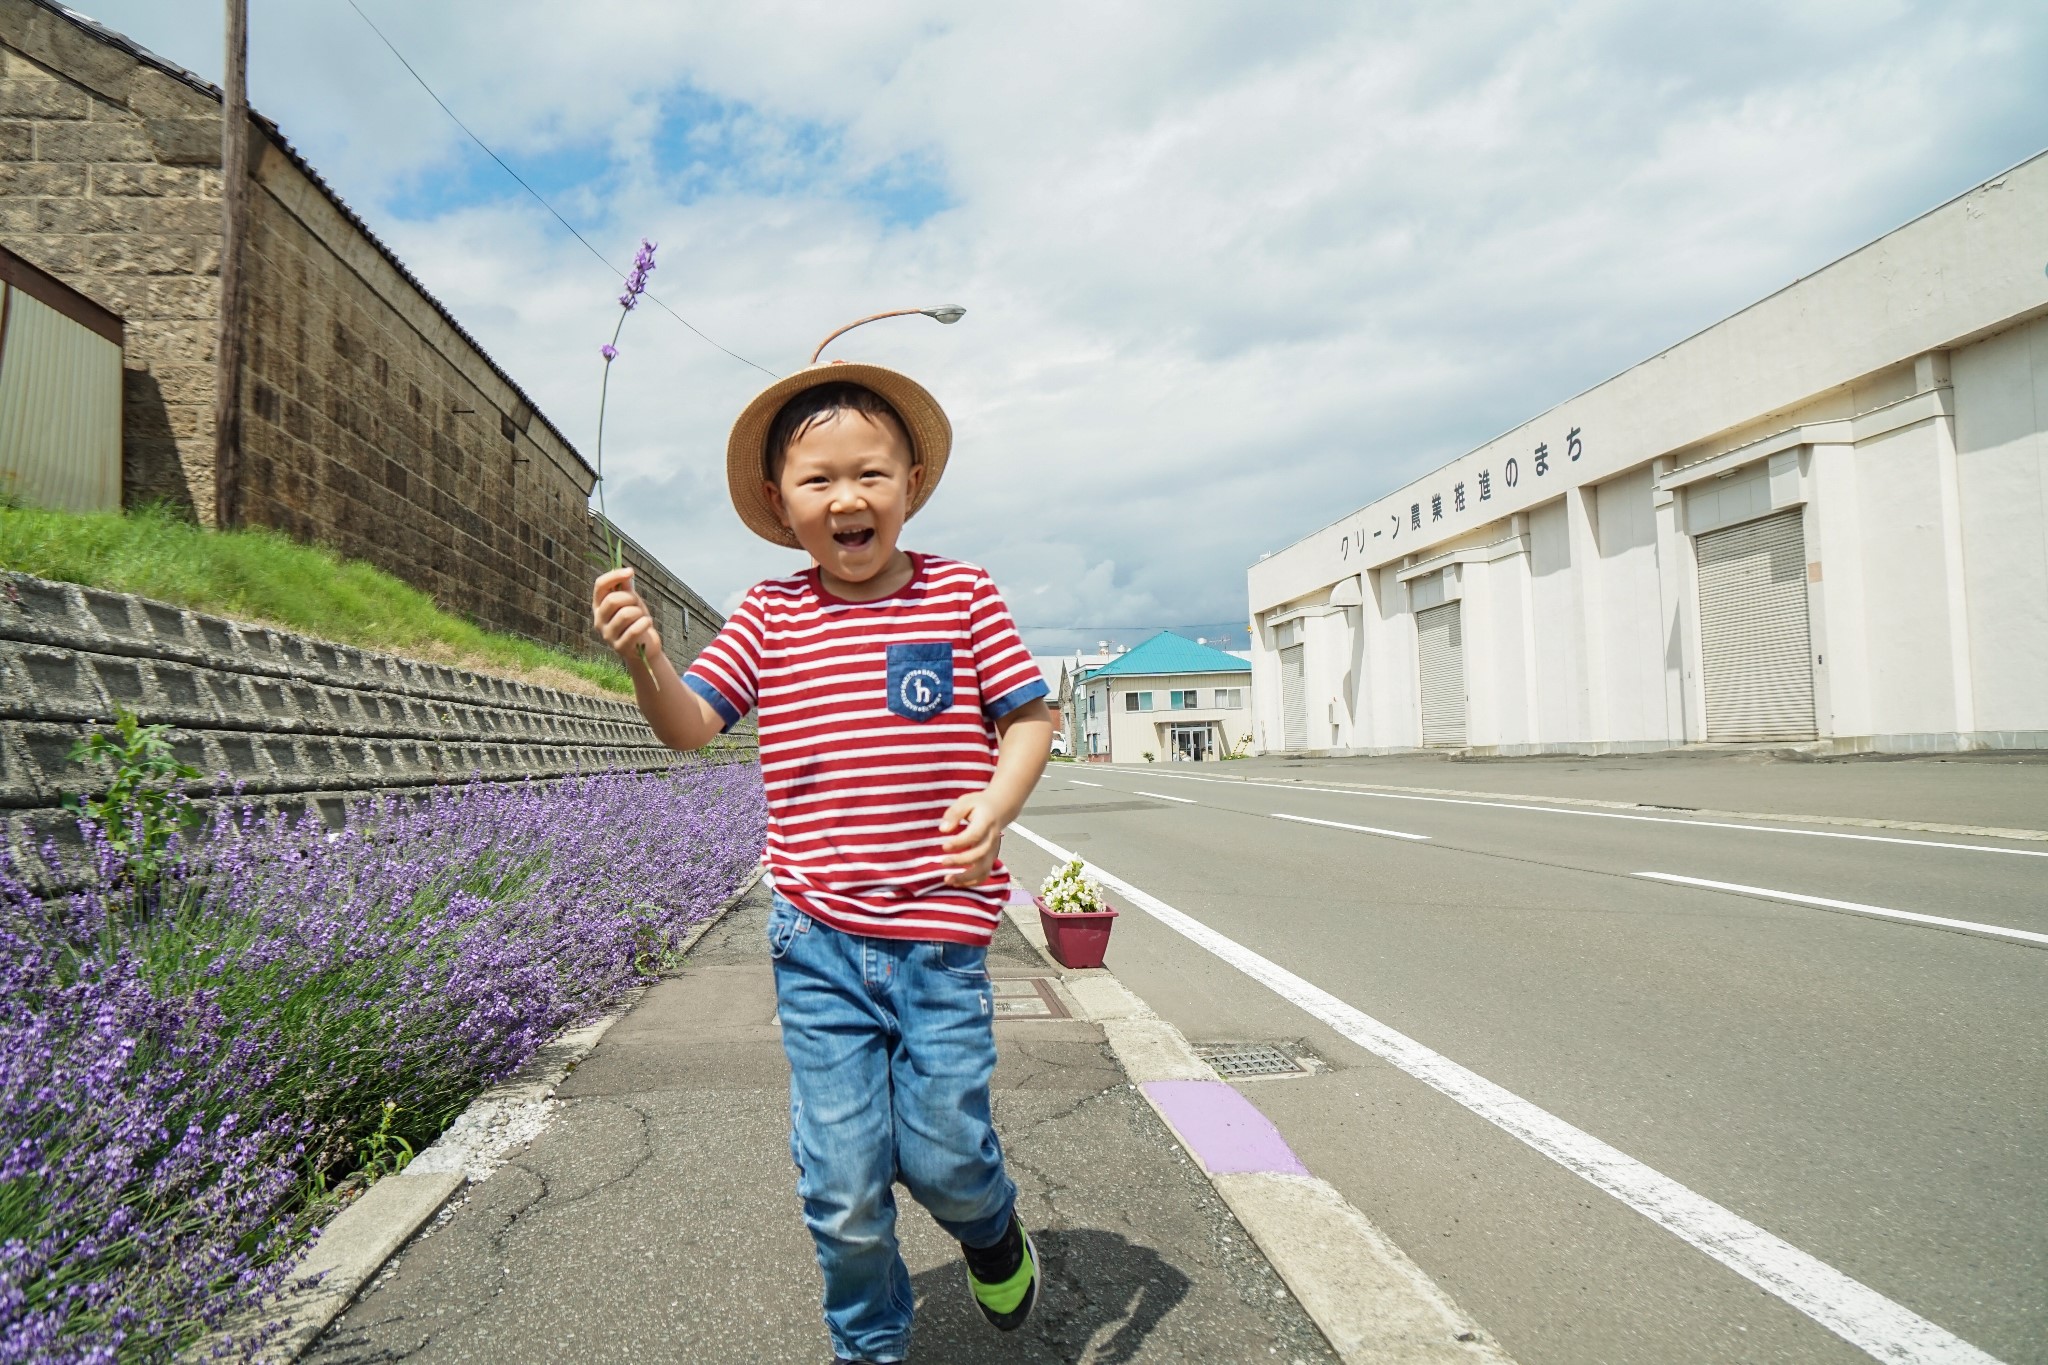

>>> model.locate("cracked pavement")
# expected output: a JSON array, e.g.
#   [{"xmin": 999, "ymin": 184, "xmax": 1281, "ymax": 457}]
[{"xmin": 307, "ymin": 882, "xmax": 1338, "ymax": 1363}]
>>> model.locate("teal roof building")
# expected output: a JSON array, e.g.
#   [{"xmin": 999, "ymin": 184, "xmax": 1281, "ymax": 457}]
[
  {"xmin": 1085, "ymin": 632, "xmax": 1253, "ymax": 680},
  {"xmin": 1067, "ymin": 632, "xmax": 1254, "ymax": 762}
]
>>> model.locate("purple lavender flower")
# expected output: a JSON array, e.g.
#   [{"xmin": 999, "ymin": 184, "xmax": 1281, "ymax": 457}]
[
  {"xmin": 616, "ymin": 239, "xmax": 658, "ymax": 312},
  {"xmin": 0, "ymin": 761, "xmax": 766, "ymax": 1360},
  {"xmin": 600, "ymin": 343, "xmax": 619, "ymax": 361}
]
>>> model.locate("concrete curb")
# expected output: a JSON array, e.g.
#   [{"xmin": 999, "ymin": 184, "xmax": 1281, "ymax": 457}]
[
  {"xmin": 235, "ymin": 1169, "xmax": 466, "ymax": 1365},
  {"xmin": 198, "ymin": 865, "xmax": 767, "ymax": 1363},
  {"xmin": 1003, "ymin": 898, "xmax": 1513, "ymax": 1364},
  {"xmin": 1159, "ymin": 769, "xmax": 2048, "ymax": 843}
]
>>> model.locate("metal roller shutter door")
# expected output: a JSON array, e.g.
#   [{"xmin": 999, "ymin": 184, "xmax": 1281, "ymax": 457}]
[
  {"xmin": 1697, "ymin": 510, "xmax": 1816, "ymax": 742},
  {"xmin": 1280, "ymin": 645, "xmax": 1308, "ymax": 750},
  {"xmin": 1417, "ymin": 601, "xmax": 1467, "ymax": 748}
]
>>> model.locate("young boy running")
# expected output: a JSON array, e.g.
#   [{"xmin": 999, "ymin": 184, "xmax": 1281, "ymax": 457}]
[{"xmin": 591, "ymin": 361, "xmax": 1052, "ymax": 1364}]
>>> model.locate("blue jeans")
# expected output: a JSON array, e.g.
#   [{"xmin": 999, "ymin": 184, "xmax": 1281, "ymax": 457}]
[{"xmin": 768, "ymin": 892, "xmax": 1017, "ymax": 1363}]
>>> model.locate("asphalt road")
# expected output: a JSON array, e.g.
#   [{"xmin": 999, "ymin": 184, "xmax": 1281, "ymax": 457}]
[
  {"xmin": 1209, "ymin": 750, "xmax": 2048, "ymax": 832},
  {"xmin": 1005, "ymin": 757, "xmax": 2047, "ymax": 1365}
]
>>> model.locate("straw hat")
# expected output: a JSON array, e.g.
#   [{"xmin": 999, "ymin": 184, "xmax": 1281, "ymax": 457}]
[{"xmin": 726, "ymin": 361, "xmax": 953, "ymax": 549}]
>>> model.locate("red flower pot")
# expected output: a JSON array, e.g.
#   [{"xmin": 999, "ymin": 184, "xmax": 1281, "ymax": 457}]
[{"xmin": 1034, "ymin": 895, "xmax": 1119, "ymax": 970}]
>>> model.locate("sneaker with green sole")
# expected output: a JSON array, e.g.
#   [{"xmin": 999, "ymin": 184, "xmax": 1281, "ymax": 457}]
[{"xmin": 962, "ymin": 1218, "xmax": 1039, "ymax": 1332}]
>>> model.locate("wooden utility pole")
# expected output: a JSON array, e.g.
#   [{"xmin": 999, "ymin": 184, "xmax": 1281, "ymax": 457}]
[{"xmin": 212, "ymin": 0, "xmax": 249, "ymax": 529}]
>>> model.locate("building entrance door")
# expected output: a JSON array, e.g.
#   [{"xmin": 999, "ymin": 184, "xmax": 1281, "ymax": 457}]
[
  {"xmin": 1280, "ymin": 645, "xmax": 1307, "ymax": 749},
  {"xmin": 1697, "ymin": 509, "xmax": 1816, "ymax": 742},
  {"xmin": 1417, "ymin": 601, "xmax": 1467, "ymax": 748},
  {"xmin": 1169, "ymin": 724, "xmax": 1213, "ymax": 761}
]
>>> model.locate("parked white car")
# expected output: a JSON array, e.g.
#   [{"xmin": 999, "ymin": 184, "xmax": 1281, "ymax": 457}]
[{"xmin": 1049, "ymin": 732, "xmax": 1069, "ymax": 757}]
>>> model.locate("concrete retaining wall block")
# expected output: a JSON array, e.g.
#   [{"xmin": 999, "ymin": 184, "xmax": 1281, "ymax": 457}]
[{"xmin": 2, "ymin": 572, "xmax": 756, "ymax": 885}]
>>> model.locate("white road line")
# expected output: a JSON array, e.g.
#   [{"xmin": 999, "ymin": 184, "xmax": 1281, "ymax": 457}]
[
  {"xmin": 1124, "ymin": 772, "xmax": 2048, "ymax": 859},
  {"xmin": 1070, "ymin": 780, "xmax": 1103, "ymax": 788},
  {"xmin": 1134, "ymin": 790, "xmax": 1198, "ymax": 804},
  {"xmin": 1272, "ymin": 812, "xmax": 1430, "ymax": 842},
  {"xmin": 1009, "ymin": 823, "xmax": 2007, "ymax": 1365},
  {"xmin": 1638, "ymin": 873, "xmax": 2048, "ymax": 947}
]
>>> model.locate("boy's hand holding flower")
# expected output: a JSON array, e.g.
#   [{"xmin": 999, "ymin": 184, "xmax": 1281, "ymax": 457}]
[{"xmin": 592, "ymin": 566, "xmax": 665, "ymax": 670}]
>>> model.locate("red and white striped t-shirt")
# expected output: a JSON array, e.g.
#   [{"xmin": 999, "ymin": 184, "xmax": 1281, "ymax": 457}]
[{"xmin": 684, "ymin": 553, "xmax": 1049, "ymax": 946}]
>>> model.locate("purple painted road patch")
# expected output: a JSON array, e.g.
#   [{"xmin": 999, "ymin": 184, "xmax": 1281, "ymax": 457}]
[{"xmin": 1141, "ymin": 1080, "xmax": 1309, "ymax": 1176}]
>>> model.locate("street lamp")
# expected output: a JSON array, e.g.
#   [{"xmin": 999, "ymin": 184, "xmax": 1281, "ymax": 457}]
[{"xmin": 809, "ymin": 305, "xmax": 966, "ymax": 364}]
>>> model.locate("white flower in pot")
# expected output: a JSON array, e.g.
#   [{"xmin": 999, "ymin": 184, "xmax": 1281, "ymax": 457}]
[
  {"xmin": 1038, "ymin": 857, "xmax": 1106, "ymax": 914},
  {"xmin": 1034, "ymin": 857, "xmax": 1118, "ymax": 968}
]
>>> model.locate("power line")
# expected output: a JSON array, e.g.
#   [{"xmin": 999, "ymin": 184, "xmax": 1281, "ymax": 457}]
[{"xmin": 341, "ymin": 0, "xmax": 779, "ymax": 378}]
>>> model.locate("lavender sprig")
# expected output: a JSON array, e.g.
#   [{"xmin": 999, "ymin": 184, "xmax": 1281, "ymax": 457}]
[{"xmin": 595, "ymin": 238, "xmax": 660, "ymax": 687}]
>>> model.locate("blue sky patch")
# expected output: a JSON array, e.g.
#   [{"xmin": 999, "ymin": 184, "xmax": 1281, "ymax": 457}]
[{"xmin": 384, "ymin": 83, "xmax": 953, "ymax": 232}]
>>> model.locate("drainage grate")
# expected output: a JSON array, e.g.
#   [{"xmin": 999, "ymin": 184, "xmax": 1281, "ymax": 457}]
[{"xmin": 1196, "ymin": 1043, "xmax": 1307, "ymax": 1079}]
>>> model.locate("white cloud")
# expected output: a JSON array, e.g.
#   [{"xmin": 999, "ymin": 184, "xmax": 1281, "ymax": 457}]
[{"xmin": 67, "ymin": 0, "xmax": 2048, "ymax": 647}]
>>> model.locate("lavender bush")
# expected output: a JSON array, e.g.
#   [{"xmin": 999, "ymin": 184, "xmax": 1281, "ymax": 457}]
[{"xmin": 2, "ymin": 762, "xmax": 765, "ymax": 1363}]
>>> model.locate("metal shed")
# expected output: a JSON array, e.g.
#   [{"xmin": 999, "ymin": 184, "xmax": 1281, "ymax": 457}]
[{"xmin": 0, "ymin": 244, "xmax": 125, "ymax": 512}]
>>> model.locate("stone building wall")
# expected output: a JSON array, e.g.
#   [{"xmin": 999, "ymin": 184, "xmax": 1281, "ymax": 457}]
[
  {"xmin": 1, "ymin": 570, "xmax": 757, "ymax": 887},
  {"xmin": 0, "ymin": 0, "xmax": 719, "ymax": 661},
  {"xmin": 234, "ymin": 127, "xmax": 605, "ymax": 651}
]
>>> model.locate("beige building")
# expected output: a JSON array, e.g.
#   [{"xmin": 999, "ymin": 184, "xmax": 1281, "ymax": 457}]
[
  {"xmin": 1248, "ymin": 151, "xmax": 2048, "ymax": 756},
  {"xmin": 1068, "ymin": 632, "xmax": 1253, "ymax": 763}
]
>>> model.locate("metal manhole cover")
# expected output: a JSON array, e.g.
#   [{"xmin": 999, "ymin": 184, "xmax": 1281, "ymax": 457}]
[
  {"xmin": 991, "ymin": 976, "xmax": 1070, "ymax": 1020},
  {"xmin": 1196, "ymin": 1043, "xmax": 1307, "ymax": 1079}
]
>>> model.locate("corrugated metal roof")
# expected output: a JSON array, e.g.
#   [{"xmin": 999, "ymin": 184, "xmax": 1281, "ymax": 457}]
[
  {"xmin": 1087, "ymin": 631, "xmax": 1252, "ymax": 679},
  {"xmin": 28, "ymin": 0, "xmax": 601, "ymax": 480}
]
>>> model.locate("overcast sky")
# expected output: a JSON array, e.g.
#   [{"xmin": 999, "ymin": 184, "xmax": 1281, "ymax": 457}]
[{"xmin": 68, "ymin": 1, "xmax": 2048, "ymax": 652}]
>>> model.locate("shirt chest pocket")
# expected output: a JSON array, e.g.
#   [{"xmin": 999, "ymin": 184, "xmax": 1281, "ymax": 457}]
[{"xmin": 885, "ymin": 642, "xmax": 955, "ymax": 722}]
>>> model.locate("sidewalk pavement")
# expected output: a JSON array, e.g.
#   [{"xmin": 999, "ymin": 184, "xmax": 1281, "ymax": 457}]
[{"xmin": 304, "ymin": 881, "xmax": 1342, "ymax": 1364}]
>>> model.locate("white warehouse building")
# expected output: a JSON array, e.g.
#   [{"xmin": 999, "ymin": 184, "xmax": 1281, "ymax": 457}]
[{"xmin": 1248, "ymin": 152, "xmax": 2048, "ymax": 757}]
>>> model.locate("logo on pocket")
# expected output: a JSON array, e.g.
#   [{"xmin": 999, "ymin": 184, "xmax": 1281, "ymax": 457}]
[
  {"xmin": 886, "ymin": 642, "xmax": 954, "ymax": 721},
  {"xmin": 900, "ymin": 668, "xmax": 945, "ymax": 714}
]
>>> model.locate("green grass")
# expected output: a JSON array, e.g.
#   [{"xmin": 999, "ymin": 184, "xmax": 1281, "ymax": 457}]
[{"xmin": 0, "ymin": 502, "xmax": 632, "ymax": 694}]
